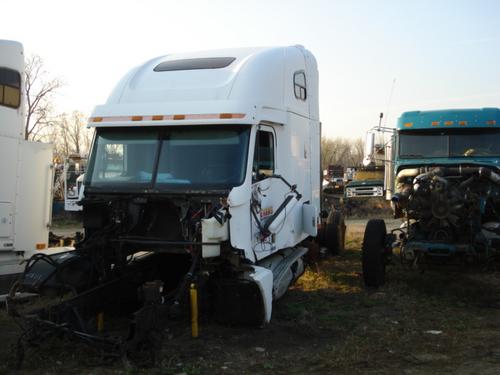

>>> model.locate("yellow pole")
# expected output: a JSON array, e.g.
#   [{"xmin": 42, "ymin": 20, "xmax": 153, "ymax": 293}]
[
  {"xmin": 97, "ymin": 312, "xmax": 104, "ymax": 332},
  {"xmin": 190, "ymin": 283, "xmax": 199, "ymax": 338}
]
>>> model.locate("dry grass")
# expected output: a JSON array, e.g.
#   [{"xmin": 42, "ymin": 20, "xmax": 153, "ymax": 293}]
[
  {"xmin": 291, "ymin": 232, "xmax": 500, "ymax": 374},
  {"xmin": 344, "ymin": 198, "xmax": 393, "ymax": 219}
]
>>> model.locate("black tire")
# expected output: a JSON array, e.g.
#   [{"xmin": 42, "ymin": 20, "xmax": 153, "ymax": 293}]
[
  {"xmin": 335, "ymin": 212, "xmax": 346, "ymax": 255},
  {"xmin": 325, "ymin": 211, "xmax": 346, "ymax": 255},
  {"xmin": 362, "ymin": 219, "xmax": 387, "ymax": 287},
  {"xmin": 316, "ymin": 225, "xmax": 326, "ymax": 246}
]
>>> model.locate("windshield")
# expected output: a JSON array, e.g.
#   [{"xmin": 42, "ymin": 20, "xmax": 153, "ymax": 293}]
[
  {"xmin": 399, "ymin": 129, "xmax": 500, "ymax": 158},
  {"xmin": 86, "ymin": 126, "xmax": 251, "ymax": 191}
]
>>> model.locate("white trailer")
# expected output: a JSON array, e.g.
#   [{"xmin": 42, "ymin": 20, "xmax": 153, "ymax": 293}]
[
  {"xmin": 0, "ymin": 40, "xmax": 54, "ymax": 291},
  {"xmin": 15, "ymin": 46, "xmax": 323, "ymax": 336}
]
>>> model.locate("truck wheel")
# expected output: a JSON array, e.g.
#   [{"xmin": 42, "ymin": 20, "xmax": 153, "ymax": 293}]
[
  {"xmin": 326, "ymin": 211, "xmax": 346, "ymax": 255},
  {"xmin": 362, "ymin": 219, "xmax": 387, "ymax": 287},
  {"xmin": 316, "ymin": 225, "xmax": 326, "ymax": 246}
]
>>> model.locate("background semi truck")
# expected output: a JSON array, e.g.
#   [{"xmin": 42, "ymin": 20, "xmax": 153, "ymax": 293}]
[
  {"xmin": 9, "ymin": 46, "xmax": 344, "ymax": 354},
  {"xmin": 362, "ymin": 108, "xmax": 500, "ymax": 287},
  {"xmin": 344, "ymin": 165, "xmax": 384, "ymax": 199},
  {"xmin": 322, "ymin": 164, "xmax": 344, "ymax": 195},
  {"xmin": 344, "ymin": 126, "xmax": 386, "ymax": 201},
  {"xmin": 63, "ymin": 154, "xmax": 86, "ymax": 212},
  {"xmin": 0, "ymin": 40, "xmax": 54, "ymax": 292}
]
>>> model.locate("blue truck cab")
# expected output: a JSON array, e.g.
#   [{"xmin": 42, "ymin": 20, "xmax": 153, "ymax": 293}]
[
  {"xmin": 362, "ymin": 108, "xmax": 500, "ymax": 287},
  {"xmin": 394, "ymin": 108, "xmax": 500, "ymax": 175}
]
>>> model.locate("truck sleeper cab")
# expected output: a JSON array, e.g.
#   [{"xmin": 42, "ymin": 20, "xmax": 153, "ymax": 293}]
[{"xmin": 14, "ymin": 46, "xmax": 321, "ymax": 343}]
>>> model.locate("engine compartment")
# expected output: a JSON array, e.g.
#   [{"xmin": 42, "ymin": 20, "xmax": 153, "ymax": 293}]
[
  {"xmin": 83, "ymin": 193, "xmax": 231, "ymax": 256},
  {"xmin": 392, "ymin": 165, "xmax": 500, "ymax": 253},
  {"xmin": 13, "ymin": 193, "xmax": 236, "ymax": 322}
]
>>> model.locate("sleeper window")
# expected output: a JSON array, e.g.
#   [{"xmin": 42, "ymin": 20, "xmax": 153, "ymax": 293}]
[{"xmin": 293, "ymin": 71, "xmax": 307, "ymax": 101}]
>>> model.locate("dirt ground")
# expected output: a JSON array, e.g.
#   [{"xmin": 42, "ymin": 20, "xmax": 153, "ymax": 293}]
[{"xmin": 2, "ymin": 219, "xmax": 500, "ymax": 374}]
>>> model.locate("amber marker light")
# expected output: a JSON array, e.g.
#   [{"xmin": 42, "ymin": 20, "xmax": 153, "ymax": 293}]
[
  {"xmin": 88, "ymin": 113, "xmax": 246, "ymax": 122},
  {"xmin": 220, "ymin": 113, "xmax": 245, "ymax": 119}
]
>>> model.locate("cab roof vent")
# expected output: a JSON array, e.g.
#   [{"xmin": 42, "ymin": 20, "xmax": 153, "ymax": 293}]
[{"xmin": 153, "ymin": 57, "xmax": 236, "ymax": 72}]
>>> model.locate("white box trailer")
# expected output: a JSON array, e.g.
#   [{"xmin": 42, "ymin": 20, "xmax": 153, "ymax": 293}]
[
  {"xmin": 0, "ymin": 40, "xmax": 54, "ymax": 291},
  {"xmin": 14, "ymin": 46, "xmax": 326, "ymax": 337}
]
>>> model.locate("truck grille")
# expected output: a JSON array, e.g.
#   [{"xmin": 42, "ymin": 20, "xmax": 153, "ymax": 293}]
[{"xmin": 346, "ymin": 186, "xmax": 383, "ymax": 197}]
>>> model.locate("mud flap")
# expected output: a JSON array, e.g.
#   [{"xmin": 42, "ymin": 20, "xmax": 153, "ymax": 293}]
[{"xmin": 213, "ymin": 266, "xmax": 272, "ymax": 326}]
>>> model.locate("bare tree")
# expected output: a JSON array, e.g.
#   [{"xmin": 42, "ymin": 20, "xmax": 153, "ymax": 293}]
[
  {"xmin": 350, "ymin": 138, "xmax": 364, "ymax": 165},
  {"xmin": 321, "ymin": 136, "xmax": 364, "ymax": 171},
  {"xmin": 24, "ymin": 54, "xmax": 64, "ymax": 141},
  {"xmin": 50, "ymin": 111, "xmax": 94, "ymax": 160}
]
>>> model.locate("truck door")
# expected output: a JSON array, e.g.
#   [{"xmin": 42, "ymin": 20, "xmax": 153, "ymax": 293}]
[{"xmin": 251, "ymin": 126, "xmax": 292, "ymax": 260}]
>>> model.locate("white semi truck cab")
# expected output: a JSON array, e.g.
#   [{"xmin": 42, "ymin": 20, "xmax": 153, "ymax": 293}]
[{"xmin": 12, "ymin": 47, "xmax": 323, "ymax": 348}]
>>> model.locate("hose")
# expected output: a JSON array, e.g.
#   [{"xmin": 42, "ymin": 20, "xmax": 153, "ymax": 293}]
[{"xmin": 479, "ymin": 167, "xmax": 500, "ymax": 185}]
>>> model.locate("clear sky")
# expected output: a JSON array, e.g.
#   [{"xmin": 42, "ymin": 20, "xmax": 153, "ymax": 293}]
[{"xmin": 3, "ymin": 0, "xmax": 500, "ymax": 139}]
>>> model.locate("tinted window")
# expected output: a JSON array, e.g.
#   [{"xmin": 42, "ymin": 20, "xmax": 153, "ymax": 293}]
[
  {"xmin": 154, "ymin": 57, "xmax": 236, "ymax": 72},
  {"xmin": 157, "ymin": 128, "xmax": 250, "ymax": 188},
  {"xmin": 399, "ymin": 129, "xmax": 500, "ymax": 158},
  {"xmin": 88, "ymin": 130, "xmax": 158, "ymax": 187},
  {"xmin": 0, "ymin": 68, "xmax": 20, "ymax": 88},
  {"xmin": 293, "ymin": 71, "xmax": 307, "ymax": 101},
  {"xmin": 450, "ymin": 131, "xmax": 500, "ymax": 157},
  {"xmin": 0, "ymin": 68, "xmax": 21, "ymax": 109},
  {"xmin": 86, "ymin": 126, "xmax": 251, "ymax": 191},
  {"xmin": 399, "ymin": 133, "xmax": 447, "ymax": 158},
  {"xmin": 253, "ymin": 130, "xmax": 275, "ymax": 179}
]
